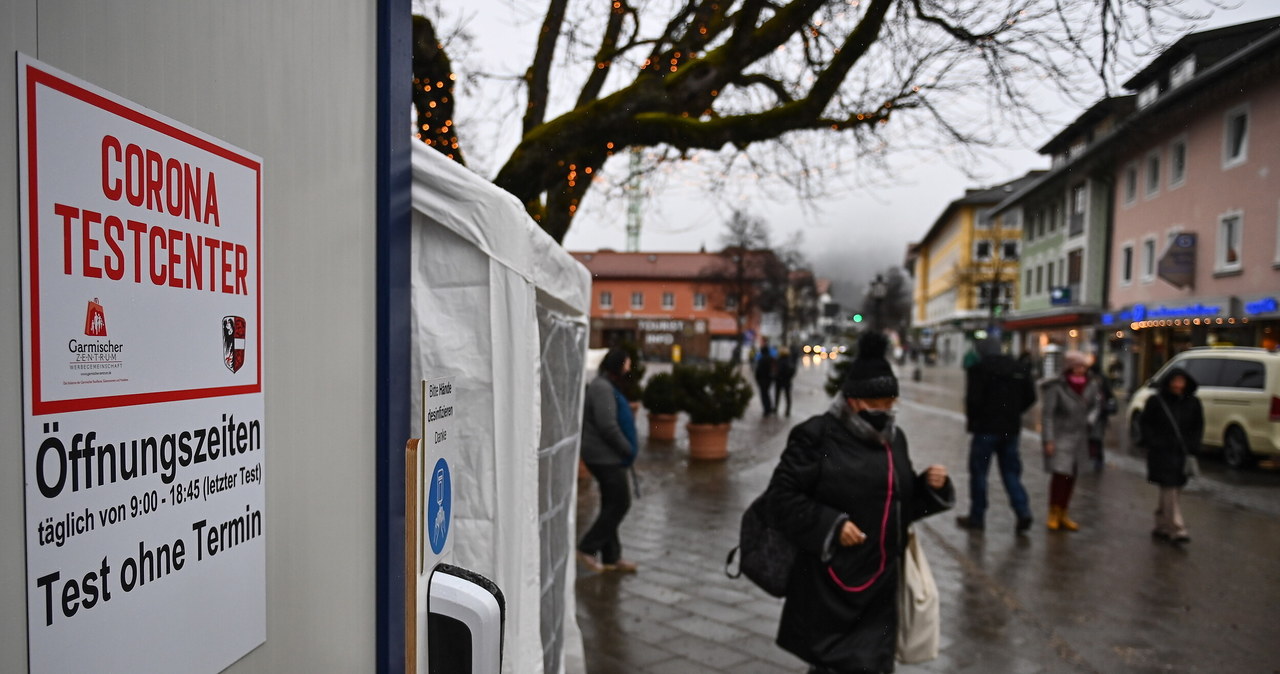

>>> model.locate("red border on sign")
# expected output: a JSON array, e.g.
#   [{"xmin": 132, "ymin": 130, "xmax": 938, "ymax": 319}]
[{"xmin": 25, "ymin": 63, "xmax": 263, "ymax": 415}]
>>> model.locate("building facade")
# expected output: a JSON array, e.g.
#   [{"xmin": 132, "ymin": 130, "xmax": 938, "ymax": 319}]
[
  {"xmin": 907, "ymin": 173, "xmax": 1042, "ymax": 365},
  {"xmin": 996, "ymin": 97, "xmax": 1135, "ymax": 368},
  {"xmin": 571, "ymin": 249, "xmax": 810, "ymax": 361},
  {"xmin": 1104, "ymin": 18, "xmax": 1280, "ymax": 386}
]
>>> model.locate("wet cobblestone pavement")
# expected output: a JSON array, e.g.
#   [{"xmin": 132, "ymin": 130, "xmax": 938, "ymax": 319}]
[{"xmin": 575, "ymin": 359, "xmax": 1280, "ymax": 673}]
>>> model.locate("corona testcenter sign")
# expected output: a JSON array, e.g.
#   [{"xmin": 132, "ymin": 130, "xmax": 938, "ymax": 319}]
[{"xmin": 17, "ymin": 54, "xmax": 265, "ymax": 672}]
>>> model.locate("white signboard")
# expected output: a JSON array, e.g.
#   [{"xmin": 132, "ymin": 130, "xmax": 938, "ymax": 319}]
[{"xmin": 17, "ymin": 54, "xmax": 265, "ymax": 673}]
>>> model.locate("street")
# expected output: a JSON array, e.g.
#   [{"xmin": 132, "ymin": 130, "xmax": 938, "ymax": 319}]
[{"xmin": 576, "ymin": 359, "xmax": 1280, "ymax": 673}]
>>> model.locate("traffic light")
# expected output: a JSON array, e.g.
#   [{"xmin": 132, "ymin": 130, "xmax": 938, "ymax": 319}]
[{"xmin": 852, "ymin": 314, "xmax": 863, "ymax": 323}]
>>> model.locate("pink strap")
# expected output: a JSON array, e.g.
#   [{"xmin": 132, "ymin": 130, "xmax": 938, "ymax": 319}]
[{"xmin": 827, "ymin": 441, "xmax": 894, "ymax": 592}]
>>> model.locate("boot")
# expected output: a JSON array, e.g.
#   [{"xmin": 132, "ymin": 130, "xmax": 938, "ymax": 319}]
[
  {"xmin": 1046, "ymin": 506, "xmax": 1062, "ymax": 531},
  {"xmin": 1059, "ymin": 510, "xmax": 1080, "ymax": 531}
]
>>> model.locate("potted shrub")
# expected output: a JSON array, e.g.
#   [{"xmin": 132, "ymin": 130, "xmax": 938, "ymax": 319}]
[
  {"xmin": 674, "ymin": 363, "xmax": 753, "ymax": 460},
  {"xmin": 641, "ymin": 372, "xmax": 681, "ymax": 441}
]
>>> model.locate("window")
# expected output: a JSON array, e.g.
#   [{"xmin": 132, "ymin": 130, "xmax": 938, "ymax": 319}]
[
  {"xmin": 725, "ymin": 295, "xmax": 738, "ymax": 309},
  {"xmin": 1025, "ymin": 269, "xmax": 1033, "ymax": 294},
  {"xmin": 1219, "ymin": 359, "xmax": 1265, "ymax": 389},
  {"xmin": 974, "ymin": 239, "xmax": 992, "ymax": 261},
  {"xmin": 1069, "ymin": 183, "xmax": 1087, "ymax": 235},
  {"xmin": 975, "ymin": 208, "xmax": 993, "ymax": 229},
  {"xmin": 1035, "ymin": 265, "xmax": 1043, "ymax": 294},
  {"xmin": 1137, "ymin": 82, "xmax": 1159, "ymax": 108},
  {"xmin": 1142, "ymin": 236, "xmax": 1156, "ymax": 281},
  {"xmin": 693, "ymin": 292, "xmax": 706, "ymax": 309},
  {"xmin": 631, "ymin": 291, "xmax": 644, "ymax": 309},
  {"xmin": 1001, "ymin": 240, "xmax": 1019, "ymax": 260},
  {"xmin": 1145, "ymin": 151, "xmax": 1161, "ymax": 197},
  {"xmin": 1049, "ymin": 202, "xmax": 1061, "ymax": 232},
  {"xmin": 1067, "ymin": 249, "xmax": 1083, "ymax": 287},
  {"xmin": 1120, "ymin": 244, "xmax": 1134, "ymax": 285},
  {"xmin": 1170, "ymin": 139, "xmax": 1187, "ymax": 187},
  {"xmin": 1224, "ymin": 105, "xmax": 1249, "ymax": 168},
  {"xmin": 1179, "ymin": 358, "xmax": 1225, "ymax": 388},
  {"xmin": 661, "ymin": 292, "xmax": 675, "ymax": 310},
  {"xmin": 1217, "ymin": 212, "xmax": 1243, "ymax": 273},
  {"xmin": 1123, "ymin": 163, "xmax": 1138, "ymax": 205},
  {"xmin": 1170, "ymin": 55, "xmax": 1196, "ymax": 88},
  {"xmin": 1003, "ymin": 210, "xmax": 1021, "ymax": 230},
  {"xmin": 600, "ymin": 291, "xmax": 613, "ymax": 309}
]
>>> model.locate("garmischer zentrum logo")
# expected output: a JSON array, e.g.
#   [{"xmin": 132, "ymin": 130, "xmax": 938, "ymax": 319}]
[{"xmin": 84, "ymin": 298, "xmax": 107, "ymax": 336}]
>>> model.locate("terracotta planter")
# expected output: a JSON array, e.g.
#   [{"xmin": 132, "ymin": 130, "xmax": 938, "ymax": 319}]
[
  {"xmin": 648, "ymin": 413, "xmax": 679, "ymax": 441},
  {"xmin": 687, "ymin": 422, "xmax": 731, "ymax": 461}
]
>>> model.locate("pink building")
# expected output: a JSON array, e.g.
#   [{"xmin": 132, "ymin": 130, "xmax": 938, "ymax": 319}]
[{"xmin": 1105, "ymin": 17, "xmax": 1280, "ymax": 383}]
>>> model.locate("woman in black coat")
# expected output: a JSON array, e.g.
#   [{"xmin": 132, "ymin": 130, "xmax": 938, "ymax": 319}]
[
  {"xmin": 1139, "ymin": 367, "xmax": 1203, "ymax": 543},
  {"xmin": 767, "ymin": 334, "xmax": 953, "ymax": 673}
]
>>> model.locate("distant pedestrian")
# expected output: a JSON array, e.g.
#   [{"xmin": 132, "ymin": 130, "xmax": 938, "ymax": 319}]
[
  {"xmin": 956, "ymin": 338, "xmax": 1036, "ymax": 534},
  {"xmin": 755, "ymin": 337, "xmax": 777, "ymax": 416},
  {"xmin": 1088, "ymin": 361, "xmax": 1118, "ymax": 472},
  {"xmin": 774, "ymin": 346, "xmax": 796, "ymax": 417},
  {"xmin": 577, "ymin": 347, "xmax": 639, "ymax": 573},
  {"xmin": 962, "ymin": 342, "xmax": 981, "ymax": 370},
  {"xmin": 1039, "ymin": 351, "xmax": 1105, "ymax": 531},
  {"xmin": 767, "ymin": 332, "xmax": 953, "ymax": 674},
  {"xmin": 1140, "ymin": 368, "xmax": 1203, "ymax": 544}
]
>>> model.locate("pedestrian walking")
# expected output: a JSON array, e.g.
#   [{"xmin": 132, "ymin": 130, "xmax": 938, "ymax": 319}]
[
  {"xmin": 577, "ymin": 347, "xmax": 639, "ymax": 573},
  {"xmin": 1088, "ymin": 361, "xmax": 1118, "ymax": 472},
  {"xmin": 956, "ymin": 338, "xmax": 1036, "ymax": 534},
  {"xmin": 774, "ymin": 346, "xmax": 796, "ymax": 417},
  {"xmin": 756, "ymin": 337, "xmax": 777, "ymax": 416},
  {"xmin": 767, "ymin": 332, "xmax": 953, "ymax": 674},
  {"xmin": 1139, "ymin": 368, "xmax": 1204, "ymax": 544},
  {"xmin": 1039, "ymin": 350, "xmax": 1105, "ymax": 531}
]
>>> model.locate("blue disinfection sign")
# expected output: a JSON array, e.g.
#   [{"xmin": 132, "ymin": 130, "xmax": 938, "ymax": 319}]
[{"xmin": 427, "ymin": 458, "xmax": 452, "ymax": 555}]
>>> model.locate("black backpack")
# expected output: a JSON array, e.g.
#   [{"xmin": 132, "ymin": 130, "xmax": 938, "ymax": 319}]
[{"xmin": 724, "ymin": 490, "xmax": 796, "ymax": 598}]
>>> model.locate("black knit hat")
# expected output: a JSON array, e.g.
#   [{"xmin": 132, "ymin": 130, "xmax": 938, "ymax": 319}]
[
  {"xmin": 842, "ymin": 332, "xmax": 899, "ymax": 399},
  {"xmin": 599, "ymin": 347, "xmax": 629, "ymax": 377}
]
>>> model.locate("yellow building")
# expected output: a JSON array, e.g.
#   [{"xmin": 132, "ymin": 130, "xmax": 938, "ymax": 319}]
[{"xmin": 906, "ymin": 172, "xmax": 1044, "ymax": 365}]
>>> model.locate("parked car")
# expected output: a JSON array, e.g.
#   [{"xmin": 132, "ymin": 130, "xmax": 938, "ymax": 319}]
[{"xmin": 1128, "ymin": 347, "xmax": 1280, "ymax": 468}]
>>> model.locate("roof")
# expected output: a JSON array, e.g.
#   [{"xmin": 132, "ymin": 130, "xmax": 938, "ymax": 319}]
[
  {"xmin": 914, "ymin": 171, "xmax": 1046, "ymax": 248},
  {"xmin": 1123, "ymin": 15, "xmax": 1280, "ymax": 90},
  {"xmin": 570, "ymin": 249, "xmax": 781, "ymax": 281},
  {"xmin": 1037, "ymin": 96, "xmax": 1135, "ymax": 156},
  {"xmin": 994, "ymin": 19, "xmax": 1280, "ymax": 215}
]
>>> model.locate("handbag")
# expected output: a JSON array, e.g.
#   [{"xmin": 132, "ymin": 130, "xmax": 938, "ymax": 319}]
[
  {"xmin": 896, "ymin": 527, "xmax": 939, "ymax": 664},
  {"xmin": 724, "ymin": 492, "xmax": 795, "ymax": 598}
]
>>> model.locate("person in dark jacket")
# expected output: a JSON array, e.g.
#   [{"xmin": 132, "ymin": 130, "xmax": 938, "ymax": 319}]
[
  {"xmin": 756, "ymin": 337, "xmax": 777, "ymax": 415},
  {"xmin": 1139, "ymin": 368, "xmax": 1203, "ymax": 544},
  {"xmin": 577, "ymin": 347, "xmax": 639, "ymax": 573},
  {"xmin": 774, "ymin": 346, "xmax": 797, "ymax": 417},
  {"xmin": 956, "ymin": 338, "xmax": 1037, "ymax": 533},
  {"xmin": 767, "ymin": 332, "xmax": 953, "ymax": 674}
]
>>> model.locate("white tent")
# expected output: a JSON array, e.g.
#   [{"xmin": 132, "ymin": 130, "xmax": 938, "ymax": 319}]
[{"xmin": 408, "ymin": 142, "xmax": 590, "ymax": 673}]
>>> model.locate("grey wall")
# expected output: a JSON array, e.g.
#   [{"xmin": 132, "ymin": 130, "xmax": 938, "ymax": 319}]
[{"xmin": 2, "ymin": 2, "xmax": 380, "ymax": 670}]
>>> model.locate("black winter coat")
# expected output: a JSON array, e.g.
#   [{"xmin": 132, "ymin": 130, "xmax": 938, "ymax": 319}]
[
  {"xmin": 965, "ymin": 354, "xmax": 1037, "ymax": 435},
  {"xmin": 767, "ymin": 404, "xmax": 954, "ymax": 673},
  {"xmin": 1140, "ymin": 368, "xmax": 1204, "ymax": 488}
]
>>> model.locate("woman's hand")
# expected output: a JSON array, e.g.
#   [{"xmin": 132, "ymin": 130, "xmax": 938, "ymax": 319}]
[
  {"xmin": 1044, "ymin": 441, "xmax": 1055, "ymax": 457},
  {"xmin": 839, "ymin": 520, "xmax": 867, "ymax": 546},
  {"xmin": 925, "ymin": 464, "xmax": 947, "ymax": 489}
]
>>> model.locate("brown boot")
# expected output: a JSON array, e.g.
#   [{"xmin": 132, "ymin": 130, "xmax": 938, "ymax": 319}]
[
  {"xmin": 1060, "ymin": 510, "xmax": 1080, "ymax": 531},
  {"xmin": 1046, "ymin": 506, "xmax": 1062, "ymax": 531}
]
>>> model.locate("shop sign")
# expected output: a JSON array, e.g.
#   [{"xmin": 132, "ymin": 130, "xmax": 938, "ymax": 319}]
[
  {"xmin": 1244, "ymin": 297, "xmax": 1278, "ymax": 317},
  {"xmin": 1157, "ymin": 233, "xmax": 1196, "ymax": 288},
  {"xmin": 18, "ymin": 55, "xmax": 264, "ymax": 672}
]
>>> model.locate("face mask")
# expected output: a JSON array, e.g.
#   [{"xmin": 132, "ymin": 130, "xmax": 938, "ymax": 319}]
[{"xmin": 858, "ymin": 409, "xmax": 892, "ymax": 431}]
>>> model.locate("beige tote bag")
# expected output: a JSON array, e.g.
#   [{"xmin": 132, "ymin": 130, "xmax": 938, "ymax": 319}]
[{"xmin": 896, "ymin": 528, "xmax": 939, "ymax": 664}]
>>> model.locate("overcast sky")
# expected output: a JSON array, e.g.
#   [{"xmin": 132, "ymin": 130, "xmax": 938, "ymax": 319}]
[{"xmin": 432, "ymin": 0, "xmax": 1277, "ymax": 301}]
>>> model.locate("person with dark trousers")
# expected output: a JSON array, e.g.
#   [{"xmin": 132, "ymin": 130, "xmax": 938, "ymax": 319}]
[
  {"xmin": 755, "ymin": 337, "xmax": 777, "ymax": 416},
  {"xmin": 1140, "ymin": 367, "xmax": 1203, "ymax": 544},
  {"xmin": 1040, "ymin": 351, "xmax": 1105, "ymax": 532},
  {"xmin": 774, "ymin": 346, "xmax": 796, "ymax": 417},
  {"xmin": 956, "ymin": 338, "xmax": 1037, "ymax": 534},
  {"xmin": 577, "ymin": 347, "xmax": 639, "ymax": 573}
]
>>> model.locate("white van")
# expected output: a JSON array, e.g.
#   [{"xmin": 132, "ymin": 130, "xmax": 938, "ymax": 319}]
[{"xmin": 1128, "ymin": 347, "xmax": 1280, "ymax": 468}]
